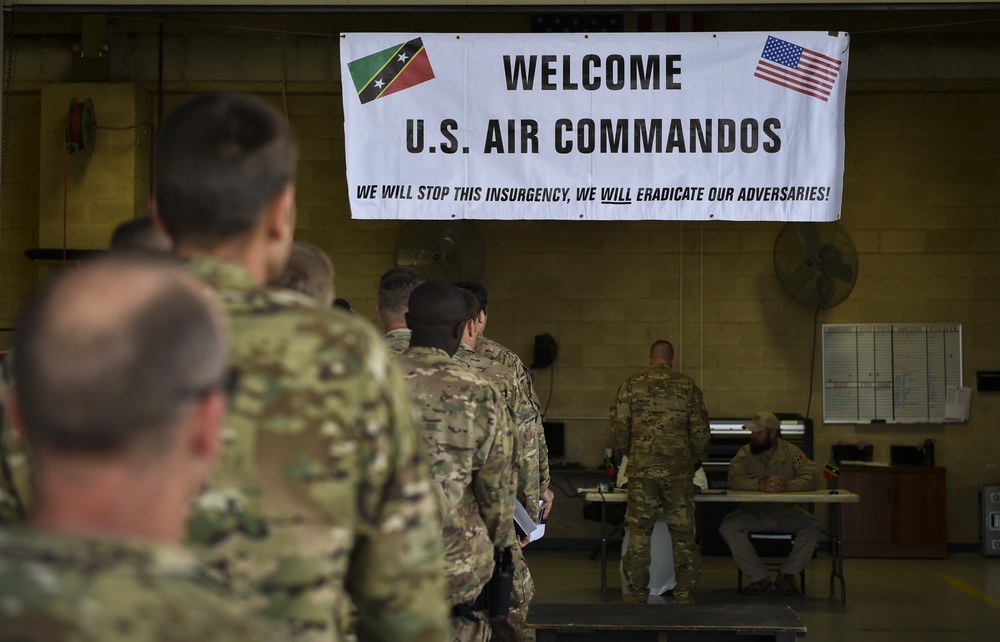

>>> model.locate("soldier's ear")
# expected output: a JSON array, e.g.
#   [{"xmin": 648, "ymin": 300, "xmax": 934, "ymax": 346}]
[
  {"xmin": 271, "ymin": 187, "xmax": 295, "ymax": 239},
  {"xmin": 190, "ymin": 389, "xmax": 225, "ymax": 464}
]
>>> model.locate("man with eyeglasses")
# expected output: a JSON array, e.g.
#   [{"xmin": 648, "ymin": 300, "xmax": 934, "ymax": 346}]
[
  {"xmin": 0, "ymin": 257, "xmax": 276, "ymax": 640},
  {"xmin": 152, "ymin": 92, "xmax": 448, "ymax": 642}
]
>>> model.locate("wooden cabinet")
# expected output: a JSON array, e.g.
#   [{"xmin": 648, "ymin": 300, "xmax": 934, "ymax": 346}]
[{"xmin": 837, "ymin": 465, "xmax": 947, "ymax": 558}]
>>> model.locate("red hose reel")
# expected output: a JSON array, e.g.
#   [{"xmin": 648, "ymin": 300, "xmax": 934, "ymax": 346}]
[{"xmin": 65, "ymin": 98, "xmax": 97, "ymax": 155}]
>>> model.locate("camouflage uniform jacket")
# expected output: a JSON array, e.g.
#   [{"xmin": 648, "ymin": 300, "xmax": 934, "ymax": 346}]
[
  {"xmin": 455, "ymin": 344, "xmax": 540, "ymax": 523},
  {"xmin": 610, "ymin": 365, "xmax": 710, "ymax": 479},
  {"xmin": 396, "ymin": 346, "xmax": 518, "ymax": 606},
  {"xmin": 383, "ymin": 328, "xmax": 411, "ymax": 355},
  {"xmin": 0, "ymin": 529, "xmax": 278, "ymax": 642},
  {"xmin": 474, "ymin": 335, "xmax": 550, "ymax": 495},
  {"xmin": 728, "ymin": 438, "xmax": 820, "ymax": 514},
  {"xmin": 0, "ymin": 354, "xmax": 30, "ymax": 525},
  {"xmin": 185, "ymin": 256, "xmax": 449, "ymax": 642}
]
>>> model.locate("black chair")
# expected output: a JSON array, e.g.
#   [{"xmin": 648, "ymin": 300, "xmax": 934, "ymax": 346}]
[{"xmin": 735, "ymin": 532, "xmax": 806, "ymax": 594}]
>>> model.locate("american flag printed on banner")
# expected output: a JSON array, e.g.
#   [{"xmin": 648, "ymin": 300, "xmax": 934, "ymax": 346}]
[{"xmin": 754, "ymin": 36, "xmax": 842, "ymax": 102}]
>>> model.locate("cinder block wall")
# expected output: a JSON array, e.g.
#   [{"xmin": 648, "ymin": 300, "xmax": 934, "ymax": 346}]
[
  {"xmin": 0, "ymin": 94, "xmax": 40, "ymax": 344},
  {"xmin": 1, "ymin": 11, "xmax": 999, "ymax": 545}
]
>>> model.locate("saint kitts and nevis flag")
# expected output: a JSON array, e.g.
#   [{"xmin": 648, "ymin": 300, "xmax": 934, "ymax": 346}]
[{"xmin": 347, "ymin": 38, "xmax": 435, "ymax": 104}]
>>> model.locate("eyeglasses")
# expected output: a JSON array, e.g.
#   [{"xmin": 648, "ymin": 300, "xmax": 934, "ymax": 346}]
[{"xmin": 175, "ymin": 366, "xmax": 240, "ymax": 400}]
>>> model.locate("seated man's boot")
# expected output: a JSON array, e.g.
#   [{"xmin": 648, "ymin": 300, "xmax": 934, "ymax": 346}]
[
  {"xmin": 742, "ymin": 577, "xmax": 772, "ymax": 595},
  {"xmin": 775, "ymin": 573, "xmax": 800, "ymax": 596}
]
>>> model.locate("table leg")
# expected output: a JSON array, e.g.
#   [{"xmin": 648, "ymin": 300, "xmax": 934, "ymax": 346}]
[
  {"xmin": 601, "ymin": 500, "xmax": 608, "ymax": 602},
  {"xmin": 828, "ymin": 504, "xmax": 846, "ymax": 605}
]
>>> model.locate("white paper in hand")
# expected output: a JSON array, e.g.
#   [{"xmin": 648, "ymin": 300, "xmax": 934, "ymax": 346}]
[{"xmin": 514, "ymin": 500, "xmax": 545, "ymax": 542}]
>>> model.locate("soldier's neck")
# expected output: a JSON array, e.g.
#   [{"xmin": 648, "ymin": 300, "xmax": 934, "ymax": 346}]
[
  {"xmin": 31, "ymin": 459, "xmax": 186, "ymax": 545},
  {"xmin": 174, "ymin": 239, "xmax": 269, "ymax": 286}
]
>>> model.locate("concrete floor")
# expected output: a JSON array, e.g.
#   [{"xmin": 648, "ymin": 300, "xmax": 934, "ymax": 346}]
[{"xmin": 525, "ymin": 548, "xmax": 1000, "ymax": 641}]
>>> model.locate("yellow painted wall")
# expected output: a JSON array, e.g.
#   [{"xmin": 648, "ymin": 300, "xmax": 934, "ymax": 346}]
[{"xmin": 1, "ymin": 10, "xmax": 999, "ymax": 545}]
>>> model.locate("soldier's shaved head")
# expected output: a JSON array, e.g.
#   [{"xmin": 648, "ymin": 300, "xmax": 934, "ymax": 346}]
[
  {"xmin": 379, "ymin": 266, "xmax": 427, "ymax": 331},
  {"xmin": 406, "ymin": 281, "xmax": 467, "ymax": 356},
  {"xmin": 109, "ymin": 216, "xmax": 172, "ymax": 254},
  {"xmin": 649, "ymin": 340, "xmax": 675, "ymax": 366},
  {"xmin": 270, "ymin": 240, "xmax": 335, "ymax": 306},
  {"xmin": 13, "ymin": 257, "xmax": 227, "ymax": 454},
  {"xmin": 9, "ymin": 256, "xmax": 230, "ymax": 543}
]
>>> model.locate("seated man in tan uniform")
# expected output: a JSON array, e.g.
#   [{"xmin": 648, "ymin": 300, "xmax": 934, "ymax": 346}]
[{"xmin": 719, "ymin": 411, "xmax": 820, "ymax": 596}]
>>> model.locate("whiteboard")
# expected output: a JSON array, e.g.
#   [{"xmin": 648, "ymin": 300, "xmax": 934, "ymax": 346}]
[{"xmin": 822, "ymin": 324, "xmax": 962, "ymax": 424}]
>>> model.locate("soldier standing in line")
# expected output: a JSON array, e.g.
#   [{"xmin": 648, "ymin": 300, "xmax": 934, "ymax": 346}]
[
  {"xmin": 378, "ymin": 266, "xmax": 427, "ymax": 354},
  {"xmin": 109, "ymin": 216, "xmax": 173, "ymax": 253},
  {"xmin": 396, "ymin": 282, "xmax": 518, "ymax": 642},
  {"xmin": 610, "ymin": 340, "xmax": 709, "ymax": 605},
  {"xmin": 453, "ymin": 291, "xmax": 540, "ymax": 641},
  {"xmin": 455, "ymin": 281, "xmax": 553, "ymax": 522},
  {"xmin": 454, "ymin": 290, "xmax": 540, "ymax": 521},
  {"xmin": 0, "ymin": 216, "xmax": 174, "ymax": 524},
  {"xmin": 0, "ymin": 257, "xmax": 277, "ymax": 641},
  {"xmin": 454, "ymin": 281, "xmax": 547, "ymax": 642},
  {"xmin": 152, "ymin": 92, "xmax": 449, "ymax": 642},
  {"xmin": 269, "ymin": 240, "xmax": 336, "ymax": 306}
]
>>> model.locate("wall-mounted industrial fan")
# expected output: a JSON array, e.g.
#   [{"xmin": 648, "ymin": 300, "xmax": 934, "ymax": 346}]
[
  {"xmin": 393, "ymin": 221, "xmax": 486, "ymax": 280},
  {"xmin": 773, "ymin": 222, "xmax": 858, "ymax": 311}
]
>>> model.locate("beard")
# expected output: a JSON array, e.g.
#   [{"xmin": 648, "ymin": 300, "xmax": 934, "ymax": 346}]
[{"xmin": 749, "ymin": 434, "xmax": 774, "ymax": 454}]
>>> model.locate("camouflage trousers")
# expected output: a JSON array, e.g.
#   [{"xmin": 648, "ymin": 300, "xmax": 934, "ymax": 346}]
[
  {"xmin": 623, "ymin": 476, "xmax": 700, "ymax": 602},
  {"xmin": 507, "ymin": 541, "xmax": 535, "ymax": 642},
  {"xmin": 452, "ymin": 611, "xmax": 491, "ymax": 642}
]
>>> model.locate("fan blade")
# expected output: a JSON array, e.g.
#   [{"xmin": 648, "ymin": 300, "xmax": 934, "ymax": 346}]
[{"xmin": 817, "ymin": 259, "xmax": 853, "ymax": 283}]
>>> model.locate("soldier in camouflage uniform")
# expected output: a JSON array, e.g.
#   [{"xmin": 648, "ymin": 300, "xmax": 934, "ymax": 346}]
[
  {"xmin": 0, "ymin": 256, "xmax": 277, "ymax": 641},
  {"xmin": 610, "ymin": 340, "xmax": 709, "ymax": 605},
  {"xmin": 269, "ymin": 240, "xmax": 335, "ymax": 306},
  {"xmin": 454, "ymin": 281, "xmax": 546, "ymax": 642},
  {"xmin": 455, "ymin": 281, "xmax": 552, "ymax": 520},
  {"xmin": 453, "ymin": 291, "xmax": 539, "ymax": 642},
  {"xmin": 454, "ymin": 291, "xmax": 540, "ymax": 522},
  {"xmin": 0, "ymin": 216, "xmax": 173, "ymax": 524},
  {"xmin": 720, "ymin": 411, "xmax": 820, "ymax": 597},
  {"xmin": 152, "ymin": 93, "xmax": 449, "ymax": 642},
  {"xmin": 378, "ymin": 267, "xmax": 427, "ymax": 354},
  {"xmin": 396, "ymin": 282, "xmax": 518, "ymax": 642}
]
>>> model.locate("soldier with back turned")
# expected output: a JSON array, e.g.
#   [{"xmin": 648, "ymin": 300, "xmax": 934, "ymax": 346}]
[
  {"xmin": 610, "ymin": 340, "xmax": 709, "ymax": 605},
  {"xmin": 152, "ymin": 92, "xmax": 449, "ymax": 642},
  {"xmin": 396, "ymin": 282, "xmax": 518, "ymax": 642},
  {"xmin": 378, "ymin": 266, "xmax": 427, "ymax": 354},
  {"xmin": 0, "ymin": 257, "xmax": 277, "ymax": 642},
  {"xmin": 454, "ymin": 280, "xmax": 548, "ymax": 642}
]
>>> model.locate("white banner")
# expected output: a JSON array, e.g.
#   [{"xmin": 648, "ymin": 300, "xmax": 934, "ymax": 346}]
[{"xmin": 340, "ymin": 32, "xmax": 849, "ymax": 221}]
